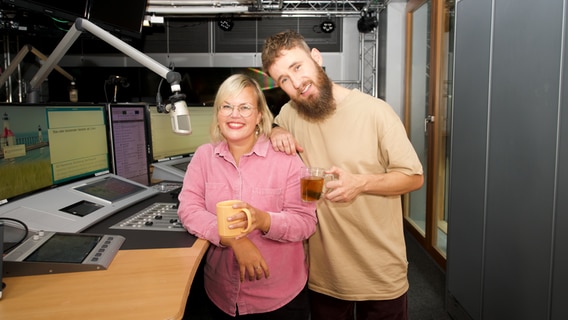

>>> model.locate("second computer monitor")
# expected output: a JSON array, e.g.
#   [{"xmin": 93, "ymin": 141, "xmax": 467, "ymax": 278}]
[
  {"xmin": 149, "ymin": 105, "xmax": 214, "ymax": 181},
  {"xmin": 107, "ymin": 103, "xmax": 151, "ymax": 185}
]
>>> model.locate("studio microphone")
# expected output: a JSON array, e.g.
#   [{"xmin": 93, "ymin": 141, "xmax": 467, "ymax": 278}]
[
  {"xmin": 166, "ymin": 94, "xmax": 192, "ymax": 135},
  {"xmin": 161, "ymin": 70, "xmax": 192, "ymax": 135}
]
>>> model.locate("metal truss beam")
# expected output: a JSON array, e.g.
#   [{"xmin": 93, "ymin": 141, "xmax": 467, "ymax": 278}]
[{"xmin": 146, "ymin": 0, "xmax": 384, "ymax": 17}]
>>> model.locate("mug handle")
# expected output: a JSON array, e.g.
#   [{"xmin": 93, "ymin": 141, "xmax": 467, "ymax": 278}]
[
  {"xmin": 241, "ymin": 208, "xmax": 253, "ymax": 232},
  {"xmin": 323, "ymin": 173, "xmax": 335, "ymax": 194}
]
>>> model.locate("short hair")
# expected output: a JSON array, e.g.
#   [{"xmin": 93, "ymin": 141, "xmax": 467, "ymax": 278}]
[
  {"xmin": 261, "ymin": 30, "xmax": 311, "ymax": 77},
  {"xmin": 210, "ymin": 74, "xmax": 274, "ymax": 143}
]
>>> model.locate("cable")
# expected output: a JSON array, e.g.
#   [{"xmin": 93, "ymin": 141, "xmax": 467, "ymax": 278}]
[
  {"xmin": 156, "ymin": 62, "xmax": 175, "ymax": 113},
  {"xmin": 0, "ymin": 217, "xmax": 29, "ymax": 253}
]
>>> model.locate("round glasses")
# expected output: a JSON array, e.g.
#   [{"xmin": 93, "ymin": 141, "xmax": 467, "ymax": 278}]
[{"xmin": 219, "ymin": 104, "xmax": 256, "ymax": 117}]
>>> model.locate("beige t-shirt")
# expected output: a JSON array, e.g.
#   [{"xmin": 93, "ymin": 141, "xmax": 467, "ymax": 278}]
[{"xmin": 275, "ymin": 89, "xmax": 423, "ymax": 300}]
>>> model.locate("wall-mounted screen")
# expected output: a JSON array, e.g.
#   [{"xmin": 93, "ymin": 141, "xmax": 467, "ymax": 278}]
[
  {"xmin": 0, "ymin": 104, "xmax": 110, "ymax": 202},
  {"xmin": 2, "ymin": 0, "xmax": 89, "ymax": 22},
  {"xmin": 88, "ymin": 0, "xmax": 148, "ymax": 38}
]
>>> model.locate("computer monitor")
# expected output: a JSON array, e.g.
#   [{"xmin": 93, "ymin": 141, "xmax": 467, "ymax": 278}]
[
  {"xmin": 149, "ymin": 106, "xmax": 213, "ymax": 162},
  {"xmin": 149, "ymin": 105, "xmax": 214, "ymax": 181},
  {"xmin": 0, "ymin": 103, "xmax": 159, "ymax": 233},
  {"xmin": 0, "ymin": 103, "xmax": 110, "ymax": 203},
  {"xmin": 107, "ymin": 103, "xmax": 151, "ymax": 186}
]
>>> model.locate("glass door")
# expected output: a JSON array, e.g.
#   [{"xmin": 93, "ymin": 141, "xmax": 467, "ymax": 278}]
[{"xmin": 403, "ymin": 0, "xmax": 454, "ymax": 269}]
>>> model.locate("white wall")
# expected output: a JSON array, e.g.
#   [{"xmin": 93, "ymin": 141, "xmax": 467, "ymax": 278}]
[{"xmin": 384, "ymin": 0, "xmax": 407, "ymax": 118}]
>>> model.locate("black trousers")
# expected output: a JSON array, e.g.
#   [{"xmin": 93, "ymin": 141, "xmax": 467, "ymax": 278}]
[{"xmin": 309, "ymin": 289, "xmax": 408, "ymax": 320}]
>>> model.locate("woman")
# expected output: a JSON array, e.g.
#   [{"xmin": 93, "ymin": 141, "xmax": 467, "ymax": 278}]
[{"xmin": 177, "ymin": 74, "xmax": 317, "ymax": 319}]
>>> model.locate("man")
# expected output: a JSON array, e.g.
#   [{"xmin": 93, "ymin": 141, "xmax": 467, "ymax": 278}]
[{"xmin": 261, "ymin": 30, "xmax": 424, "ymax": 320}]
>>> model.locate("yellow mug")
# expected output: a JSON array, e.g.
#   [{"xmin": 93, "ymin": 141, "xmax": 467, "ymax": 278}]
[{"xmin": 216, "ymin": 200, "xmax": 253, "ymax": 237}]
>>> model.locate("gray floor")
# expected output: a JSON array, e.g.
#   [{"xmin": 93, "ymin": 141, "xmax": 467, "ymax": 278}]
[
  {"xmin": 184, "ymin": 230, "xmax": 451, "ymax": 319},
  {"xmin": 406, "ymin": 231, "xmax": 452, "ymax": 320}
]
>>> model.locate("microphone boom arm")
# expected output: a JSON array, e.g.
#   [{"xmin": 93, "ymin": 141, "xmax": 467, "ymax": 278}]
[
  {"xmin": 30, "ymin": 19, "xmax": 172, "ymax": 88},
  {"xmin": 29, "ymin": 18, "xmax": 191, "ymax": 135}
]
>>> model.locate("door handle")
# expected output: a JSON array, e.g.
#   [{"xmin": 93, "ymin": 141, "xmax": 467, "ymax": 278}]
[{"xmin": 424, "ymin": 115, "xmax": 435, "ymax": 132}]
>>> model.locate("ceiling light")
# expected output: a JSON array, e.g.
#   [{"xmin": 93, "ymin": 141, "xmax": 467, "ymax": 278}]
[
  {"xmin": 357, "ymin": 9, "xmax": 378, "ymax": 33},
  {"xmin": 217, "ymin": 18, "xmax": 234, "ymax": 31},
  {"xmin": 146, "ymin": 5, "xmax": 249, "ymax": 15},
  {"xmin": 320, "ymin": 20, "xmax": 335, "ymax": 33},
  {"xmin": 143, "ymin": 15, "xmax": 164, "ymax": 27}
]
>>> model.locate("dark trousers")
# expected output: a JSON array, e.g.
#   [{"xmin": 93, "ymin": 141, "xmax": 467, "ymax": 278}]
[
  {"xmin": 309, "ymin": 289, "xmax": 408, "ymax": 320},
  {"xmin": 208, "ymin": 285, "xmax": 309, "ymax": 320}
]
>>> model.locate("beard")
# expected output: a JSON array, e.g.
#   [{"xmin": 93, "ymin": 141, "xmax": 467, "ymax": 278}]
[{"xmin": 289, "ymin": 66, "xmax": 336, "ymax": 122}]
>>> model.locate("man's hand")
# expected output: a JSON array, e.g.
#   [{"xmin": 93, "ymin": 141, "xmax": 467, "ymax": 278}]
[
  {"xmin": 323, "ymin": 166, "xmax": 365, "ymax": 203},
  {"xmin": 324, "ymin": 166, "xmax": 424, "ymax": 202},
  {"xmin": 269, "ymin": 126, "xmax": 304, "ymax": 155}
]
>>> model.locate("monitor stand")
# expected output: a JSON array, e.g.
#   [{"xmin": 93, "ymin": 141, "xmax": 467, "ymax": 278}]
[{"xmin": 151, "ymin": 156, "xmax": 192, "ymax": 182}]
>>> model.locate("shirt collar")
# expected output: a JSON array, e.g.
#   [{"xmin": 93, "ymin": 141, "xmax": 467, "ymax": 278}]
[{"xmin": 214, "ymin": 135, "xmax": 270, "ymax": 159}]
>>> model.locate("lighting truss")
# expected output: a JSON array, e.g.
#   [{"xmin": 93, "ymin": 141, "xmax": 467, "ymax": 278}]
[{"xmin": 146, "ymin": 0, "xmax": 385, "ymax": 17}]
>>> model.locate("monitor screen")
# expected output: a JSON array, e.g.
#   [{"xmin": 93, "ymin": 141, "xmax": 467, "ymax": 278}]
[
  {"xmin": 107, "ymin": 103, "xmax": 151, "ymax": 185},
  {"xmin": 88, "ymin": 0, "xmax": 148, "ymax": 38},
  {"xmin": 0, "ymin": 104, "xmax": 110, "ymax": 202},
  {"xmin": 74, "ymin": 176, "xmax": 146, "ymax": 202},
  {"xmin": 149, "ymin": 106, "xmax": 214, "ymax": 162},
  {"xmin": 2, "ymin": 0, "xmax": 89, "ymax": 22},
  {"xmin": 25, "ymin": 233, "xmax": 102, "ymax": 263}
]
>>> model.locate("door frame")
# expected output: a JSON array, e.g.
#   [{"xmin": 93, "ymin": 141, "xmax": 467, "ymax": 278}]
[{"xmin": 403, "ymin": 0, "xmax": 448, "ymax": 270}]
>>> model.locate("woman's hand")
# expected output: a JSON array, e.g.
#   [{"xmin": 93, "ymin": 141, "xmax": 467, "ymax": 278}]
[
  {"xmin": 226, "ymin": 201, "xmax": 271, "ymax": 238},
  {"xmin": 221, "ymin": 237, "xmax": 270, "ymax": 282}
]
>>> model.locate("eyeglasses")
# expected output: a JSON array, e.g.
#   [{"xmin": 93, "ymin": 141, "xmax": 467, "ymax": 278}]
[{"xmin": 219, "ymin": 104, "xmax": 256, "ymax": 117}]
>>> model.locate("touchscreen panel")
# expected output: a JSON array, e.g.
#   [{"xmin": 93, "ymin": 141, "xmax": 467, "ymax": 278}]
[
  {"xmin": 74, "ymin": 176, "xmax": 145, "ymax": 202},
  {"xmin": 25, "ymin": 234, "xmax": 102, "ymax": 263}
]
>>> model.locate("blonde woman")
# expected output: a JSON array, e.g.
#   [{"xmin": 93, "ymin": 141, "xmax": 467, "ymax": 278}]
[{"xmin": 178, "ymin": 74, "xmax": 317, "ymax": 319}]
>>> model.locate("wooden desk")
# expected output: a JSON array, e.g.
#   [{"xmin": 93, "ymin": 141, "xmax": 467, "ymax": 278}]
[{"xmin": 0, "ymin": 239, "xmax": 209, "ymax": 320}]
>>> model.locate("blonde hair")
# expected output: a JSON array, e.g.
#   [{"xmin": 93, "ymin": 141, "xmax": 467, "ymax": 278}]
[{"xmin": 210, "ymin": 74, "xmax": 274, "ymax": 143}]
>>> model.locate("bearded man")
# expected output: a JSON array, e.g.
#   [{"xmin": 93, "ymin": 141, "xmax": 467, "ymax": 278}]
[{"xmin": 261, "ymin": 30, "xmax": 424, "ymax": 320}]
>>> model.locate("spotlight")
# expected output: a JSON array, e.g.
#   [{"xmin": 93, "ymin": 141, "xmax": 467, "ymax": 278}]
[
  {"xmin": 217, "ymin": 17, "xmax": 234, "ymax": 32},
  {"xmin": 357, "ymin": 8, "xmax": 378, "ymax": 33},
  {"xmin": 143, "ymin": 15, "xmax": 164, "ymax": 27},
  {"xmin": 320, "ymin": 20, "xmax": 335, "ymax": 33}
]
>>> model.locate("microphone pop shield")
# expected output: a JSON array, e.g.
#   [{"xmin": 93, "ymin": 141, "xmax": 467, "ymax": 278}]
[{"xmin": 169, "ymin": 100, "xmax": 192, "ymax": 135}]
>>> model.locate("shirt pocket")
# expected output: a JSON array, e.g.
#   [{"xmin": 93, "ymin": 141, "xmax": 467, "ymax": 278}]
[{"xmin": 251, "ymin": 187, "xmax": 283, "ymax": 211}]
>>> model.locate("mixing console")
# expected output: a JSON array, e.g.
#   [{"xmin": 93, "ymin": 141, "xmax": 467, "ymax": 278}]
[{"xmin": 109, "ymin": 202, "xmax": 185, "ymax": 232}]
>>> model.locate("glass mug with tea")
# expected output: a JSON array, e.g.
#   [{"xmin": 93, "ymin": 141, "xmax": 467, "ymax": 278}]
[
  {"xmin": 300, "ymin": 167, "xmax": 334, "ymax": 202},
  {"xmin": 216, "ymin": 200, "xmax": 253, "ymax": 238}
]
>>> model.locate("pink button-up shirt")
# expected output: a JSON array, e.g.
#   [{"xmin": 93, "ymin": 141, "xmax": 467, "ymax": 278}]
[{"xmin": 177, "ymin": 135, "xmax": 317, "ymax": 316}]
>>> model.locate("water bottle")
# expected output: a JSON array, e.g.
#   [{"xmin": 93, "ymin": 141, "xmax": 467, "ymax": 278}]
[{"xmin": 69, "ymin": 81, "xmax": 78, "ymax": 102}]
